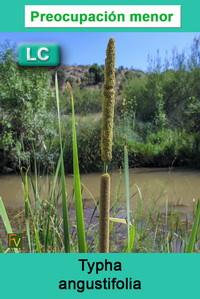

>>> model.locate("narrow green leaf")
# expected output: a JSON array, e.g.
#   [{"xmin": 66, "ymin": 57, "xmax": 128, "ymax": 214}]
[
  {"xmin": 34, "ymin": 227, "xmax": 42, "ymax": 253},
  {"xmin": 67, "ymin": 82, "xmax": 87, "ymax": 253},
  {"xmin": 61, "ymin": 157, "xmax": 71, "ymax": 253},
  {"xmin": 0, "ymin": 241, "xmax": 4, "ymax": 253},
  {"xmin": 55, "ymin": 73, "xmax": 70, "ymax": 253},
  {"xmin": 23, "ymin": 172, "xmax": 32, "ymax": 252},
  {"xmin": 124, "ymin": 145, "xmax": 132, "ymax": 252},
  {"xmin": 109, "ymin": 217, "xmax": 127, "ymax": 224},
  {"xmin": 0, "ymin": 197, "xmax": 19, "ymax": 253},
  {"xmin": 51, "ymin": 154, "xmax": 62, "ymax": 205},
  {"xmin": 44, "ymin": 154, "xmax": 62, "ymax": 252},
  {"xmin": 185, "ymin": 199, "xmax": 200, "ymax": 253},
  {"xmin": 126, "ymin": 225, "xmax": 135, "ymax": 253}
]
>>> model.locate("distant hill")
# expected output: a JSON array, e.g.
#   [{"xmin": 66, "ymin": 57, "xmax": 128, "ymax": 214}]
[{"xmin": 49, "ymin": 64, "xmax": 144, "ymax": 92}]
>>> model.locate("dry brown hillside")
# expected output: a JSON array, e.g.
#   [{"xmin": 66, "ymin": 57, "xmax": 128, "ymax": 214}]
[{"xmin": 49, "ymin": 64, "xmax": 144, "ymax": 92}]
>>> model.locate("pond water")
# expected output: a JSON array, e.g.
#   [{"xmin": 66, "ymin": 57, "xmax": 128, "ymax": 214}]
[{"xmin": 0, "ymin": 168, "xmax": 200, "ymax": 212}]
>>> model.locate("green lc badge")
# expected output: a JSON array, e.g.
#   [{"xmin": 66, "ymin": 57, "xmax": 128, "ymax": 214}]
[{"xmin": 18, "ymin": 44, "xmax": 60, "ymax": 66}]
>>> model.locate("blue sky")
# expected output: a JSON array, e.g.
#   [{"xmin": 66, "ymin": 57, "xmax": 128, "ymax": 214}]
[{"xmin": 0, "ymin": 32, "xmax": 198, "ymax": 71}]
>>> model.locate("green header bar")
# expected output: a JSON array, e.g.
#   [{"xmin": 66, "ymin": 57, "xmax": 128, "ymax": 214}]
[{"xmin": 0, "ymin": 1, "xmax": 200, "ymax": 32}]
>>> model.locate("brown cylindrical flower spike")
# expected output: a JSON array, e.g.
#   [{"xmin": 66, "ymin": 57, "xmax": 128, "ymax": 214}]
[{"xmin": 99, "ymin": 173, "xmax": 111, "ymax": 253}]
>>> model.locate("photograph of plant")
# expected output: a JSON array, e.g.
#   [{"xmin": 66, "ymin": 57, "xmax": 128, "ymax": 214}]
[{"xmin": 0, "ymin": 33, "xmax": 200, "ymax": 253}]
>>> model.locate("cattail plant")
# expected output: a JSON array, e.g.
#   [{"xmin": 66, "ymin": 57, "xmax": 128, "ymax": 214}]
[
  {"xmin": 101, "ymin": 37, "xmax": 116, "ymax": 169},
  {"xmin": 99, "ymin": 38, "xmax": 115, "ymax": 253},
  {"xmin": 99, "ymin": 173, "xmax": 111, "ymax": 252}
]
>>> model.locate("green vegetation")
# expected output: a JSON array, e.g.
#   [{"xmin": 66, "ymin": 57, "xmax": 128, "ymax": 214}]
[
  {"xmin": 1, "ymin": 38, "xmax": 200, "ymax": 173},
  {"xmin": 0, "ymin": 41, "xmax": 54, "ymax": 173},
  {"xmin": 0, "ymin": 197, "xmax": 19, "ymax": 253},
  {"xmin": 55, "ymin": 74, "xmax": 70, "ymax": 253},
  {"xmin": 0, "ymin": 37, "xmax": 200, "ymax": 253},
  {"xmin": 186, "ymin": 199, "xmax": 200, "ymax": 253},
  {"xmin": 1, "ymin": 182, "xmax": 200, "ymax": 252},
  {"xmin": 67, "ymin": 81, "xmax": 87, "ymax": 252},
  {"xmin": 124, "ymin": 145, "xmax": 135, "ymax": 253}
]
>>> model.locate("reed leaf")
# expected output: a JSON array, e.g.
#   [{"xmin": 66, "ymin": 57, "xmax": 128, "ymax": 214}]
[
  {"xmin": 0, "ymin": 197, "xmax": 19, "ymax": 253},
  {"xmin": 67, "ymin": 82, "xmax": 87, "ymax": 253},
  {"xmin": 0, "ymin": 241, "xmax": 4, "ymax": 253},
  {"xmin": 124, "ymin": 145, "xmax": 135, "ymax": 253},
  {"xmin": 34, "ymin": 227, "xmax": 42, "ymax": 253},
  {"xmin": 44, "ymin": 154, "xmax": 62, "ymax": 251},
  {"xmin": 55, "ymin": 73, "xmax": 70, "ymax": 253},
  {"xmin": 23, "ymin": 171, "xmax": 32, "ymax": 252},
  {"xmin": 109, "ymin": 217, "xmax": 127, "ymax": 224},
  {"xmin": 126, "ymin": 225, "xmax": 135, "ymax": 253},
  {"xmin": 185, "ymin": 199, "xmax": 200, "ymax": 253},
  {"xmin": 124, "ymin": 146, "xmax": 131, "ymax": 247}
]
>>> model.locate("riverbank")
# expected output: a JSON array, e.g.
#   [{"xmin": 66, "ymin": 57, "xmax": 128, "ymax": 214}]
[
  {"xmin": 1, "ymin": 167, "xmax": 199, "ymax": 253},
  {"xmin": 0, "ymin": 200, "xmax": 195, "ymax": 253}
]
